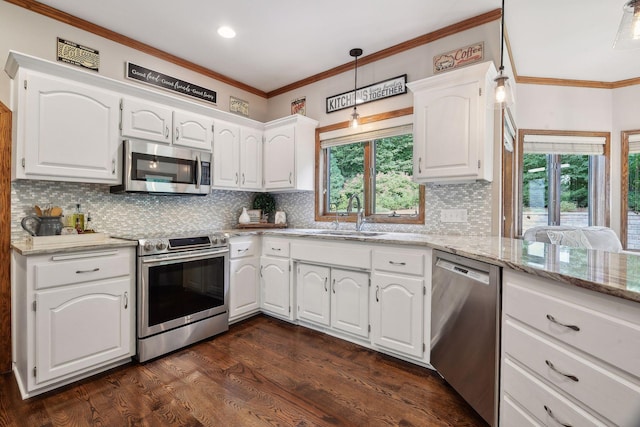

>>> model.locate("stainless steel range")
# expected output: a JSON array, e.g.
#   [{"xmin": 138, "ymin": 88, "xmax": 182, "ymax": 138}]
[{"xmin": 129, "ymin": 231, "xmax": 229, "ymax": 362}]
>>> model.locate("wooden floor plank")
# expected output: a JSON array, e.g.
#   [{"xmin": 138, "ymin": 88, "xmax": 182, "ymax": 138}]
[{"xmin": 0, "ymin": 315, "xmax": 488, "ymax": 426}]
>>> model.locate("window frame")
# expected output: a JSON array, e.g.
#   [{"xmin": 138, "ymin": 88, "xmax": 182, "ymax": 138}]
[
  {"xmin": 315, "ymin": 108, "xmax": 425, "ymax": 225},
  {"xmin": 621, "ymin": 129, "xmax": 640, "ymax": 251},
  {"xmin": 516, "ymin": 129, "xmax": 611, "ymax": 237}
]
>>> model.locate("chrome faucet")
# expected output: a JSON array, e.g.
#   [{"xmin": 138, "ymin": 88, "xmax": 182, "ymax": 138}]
[{"xmin": 347, "ymin": 194, "xmax": 366, "ymax": 231}]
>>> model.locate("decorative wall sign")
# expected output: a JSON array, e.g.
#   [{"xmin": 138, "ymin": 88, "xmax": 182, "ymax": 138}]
[
  {"xmin": 126, "ymin": 62, "xmax": 217, "ymax": 104},
  {"xmin": 57, "ymin": 38, "xmax": 99, "ymax": 71},
  {"xmin": 326, "ymin": 74, "xmax": 407, "ymax": 114},
  {"xmin": 291, "ymin": 96, "xmax": 306, "ymax": 116},
  {"xmin": 229, "ymin": 96, "xmax": 249, "ymax": 116},
  {"xmin": 433, "ymin": 42, "xmax": 484, "ymax": 74}
]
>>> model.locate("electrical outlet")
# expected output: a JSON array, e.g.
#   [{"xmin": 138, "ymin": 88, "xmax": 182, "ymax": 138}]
[{"xmin": 440, "ymin": 209, "xmax": 468, "ymax": 223}]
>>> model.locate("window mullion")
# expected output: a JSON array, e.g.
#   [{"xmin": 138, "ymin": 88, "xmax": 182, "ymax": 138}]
[{"xmin": 364, "ymin": 142, "xmax": 373, "ymax": 216}]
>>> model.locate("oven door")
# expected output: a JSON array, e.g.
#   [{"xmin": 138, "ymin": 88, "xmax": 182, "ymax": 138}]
[{"xmin": 138, "ymin": 247, "xmax": 228, "ymax": 338}]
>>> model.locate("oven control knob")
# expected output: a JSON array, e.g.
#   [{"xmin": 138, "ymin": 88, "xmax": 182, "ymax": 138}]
[
  {"xmin": 220, "ymin": 236, "xmax": 228, "ymax": 244},
  {"xmin": 156, "ymin": 241, "xmax": 167, "ymax": 251},
  {"xmin": 143, "ymin": 241, "xmax": 154, "ymax": 252},
  {"xmin": 211, "ymin": 236, "xmax": 219, "ymax": 245}
]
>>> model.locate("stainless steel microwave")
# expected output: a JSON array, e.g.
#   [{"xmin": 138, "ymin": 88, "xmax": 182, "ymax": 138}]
[{"xmin": 110, "ymin": 139, "xmax": 211, "ymax": 195}]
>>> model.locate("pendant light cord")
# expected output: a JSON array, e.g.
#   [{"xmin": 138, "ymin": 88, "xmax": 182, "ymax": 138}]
[
  {"xmin": 354, "ymin": 55, "xmax": 358, "ymax": 102},
  {"xmin": 499, "ymin": 0, "xmax": 505, "ymax": 71}
]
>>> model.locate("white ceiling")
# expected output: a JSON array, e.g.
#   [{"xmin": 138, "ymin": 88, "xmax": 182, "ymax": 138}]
[{"xmin": 34, "ymin": 0, "xmax": 640, "ymax": 93}]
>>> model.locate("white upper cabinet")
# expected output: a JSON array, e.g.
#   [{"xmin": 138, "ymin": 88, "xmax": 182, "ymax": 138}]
[
  {"xmin": 212, "ymin": 120, "xmax": 262, "ymax": 191},
  {"xmin": 14, "ymin": 70, "xmax": 120, "ymax": 183},
  {"xmin": 407, "ymin": 61, "xmax": 496, "ymax": 183},
  {"xmin": 120, "ymin": 97, "xmax": 172, "ymax": 143},
  {"xmin": 173, "ymin": 109, "xmax": 214, "ymax": 151},
  {"xmin": 239, "ymin": 126, "xmax": 263, "ymax": 190},
  {"xmin": 212, "ymin": 119, "xmax": 241, "ymax": 188},
  {"xmin": 263, "ymin": 115, "xmax": 318, "ymax": 191}
]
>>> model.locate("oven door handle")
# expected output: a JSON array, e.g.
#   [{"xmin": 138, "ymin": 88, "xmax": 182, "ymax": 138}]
[{"xmin": 141, "ymin": 249, "xmax": 228, "ymax": 265}]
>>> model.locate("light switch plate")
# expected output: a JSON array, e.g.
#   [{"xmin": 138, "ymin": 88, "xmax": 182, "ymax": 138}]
[{"xmin": 440, "ymin": 209, "xmax": 468, "ymax": 223}]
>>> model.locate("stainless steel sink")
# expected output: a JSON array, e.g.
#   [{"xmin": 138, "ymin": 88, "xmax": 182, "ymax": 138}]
[{"xmin": 310, "ymin": 230, "xmax": 386, "ymax": 237}]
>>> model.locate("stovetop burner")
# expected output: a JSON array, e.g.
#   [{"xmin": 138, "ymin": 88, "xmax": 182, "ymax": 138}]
[{"xmin": 113, "ymin": 230, "xmax": 229, "ymax": 256}]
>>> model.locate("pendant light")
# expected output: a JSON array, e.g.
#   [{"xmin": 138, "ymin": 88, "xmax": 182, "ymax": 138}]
[
  {"xmin": 349, "ymin": 48, "xmax": 363, "ymax": 128},
  {"xmin": 614, "ymin": 0, "xmax": 640, "ymax": 49},
  {"xmin": 494, "ymin": 0, "xmax": 513, "ymax": 109}
]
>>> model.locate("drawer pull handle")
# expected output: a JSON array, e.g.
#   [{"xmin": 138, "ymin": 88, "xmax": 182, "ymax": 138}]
[
  {"xmin": 324, "ymin": 277, "xmax": 328, "ymax": 292},
  {"xmin": 76, "ymin": 267, "xmax": 100, "ymax": 274},
  {"xmin": 546, "ymin": 314, "xmax": 580, "ymax": 332},
  {"xmin": 375, "ymin": 286, "xmax": 380, "ymax": 302},
  {"xmin": 332, "ymin": 278, "xmax": 336, "ymax": 294},
  {"xmin": 237, "ymin": 248, "xmax": 248, "ymax": 253},
  {"xmin": 124, "ymin": 291, "xmax": 128, "ymax": 309},
  {"xmin": 545, "ymin": 360, "xmax": 579, "ymax": 382},
  {"xmin": 271, "ymin": 247, "xmax": 281, "ymax": 251},
  {"xmin": 544, "ymin": 405, "xmax": 572, "ymax": 427},
  {"xmin": 389, "ymin": 261, "xmax": 406, "ymax": 266}
]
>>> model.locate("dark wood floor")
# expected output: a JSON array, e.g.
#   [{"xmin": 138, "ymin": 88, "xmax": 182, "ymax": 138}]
[{"xmin": 0, "ymin": 315, "xmax": 487, "ymax": 426}]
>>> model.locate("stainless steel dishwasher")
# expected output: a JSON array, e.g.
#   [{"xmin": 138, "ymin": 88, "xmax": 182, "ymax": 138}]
[{"xmin": 430, "ymin": 250, "xmax": 500, "ymax": 427}]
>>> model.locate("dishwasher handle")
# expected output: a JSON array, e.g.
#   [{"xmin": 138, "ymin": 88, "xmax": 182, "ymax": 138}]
[{"xmin": 435, "ymin": 258, "xmax": 490, "ymax": 285}]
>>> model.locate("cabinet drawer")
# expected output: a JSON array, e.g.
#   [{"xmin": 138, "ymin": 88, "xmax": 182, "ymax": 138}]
[
  {"xmin": 504, "ymin": 318, "xmax": 640, "ymax": 426},
  {"xmin": 503, "ymin": 275, "xmax": 640, "ymax": 378},
  {"xmin": 230, "ymin": 238, "xmax": 258, "ymax": 259},
  {"xmin": 373, "ymin": 248, "xmax": 424, "ymax": 276},
  {"xmin": 503, "ymin": 358, "xmax": 607, "ymax": 427},
  {"xmin": 501, "ymin": 395, "xmax": 542, "ymax": 427},
  {"xmin": 262, "ymin": 238, "xmax": 290, "ymax": 257},
  {"xmin": 35, "ymin": 251, "xmax": 131, "ymax": 290}
]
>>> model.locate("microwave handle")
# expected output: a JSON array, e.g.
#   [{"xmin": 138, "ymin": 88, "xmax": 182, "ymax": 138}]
[{"xmin": 195, "ymin": 155, "xmax": 202, "ymax": 189}]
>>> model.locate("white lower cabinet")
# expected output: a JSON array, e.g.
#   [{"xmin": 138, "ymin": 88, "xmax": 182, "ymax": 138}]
[
  {"xmin": 501, "ymin": 269, "xmax": 640, "ymax": 427},
  {"xmin": 229, "ymin": 237, "xmax": 260, "ymax": 323},
  {"xmin": 12, "ymin": 247, "xmax": 135, "ymax": 398},
  {"xmin": 371, "ymin": 273, "xmax": 424, "ymax": 359},
  {"xmin": 296, "ymin": 263, "xmax": 370, "ymax": 339},
  {"xmin": 260, "ymin": 237, "xmax": 292, "ymax": 320}
]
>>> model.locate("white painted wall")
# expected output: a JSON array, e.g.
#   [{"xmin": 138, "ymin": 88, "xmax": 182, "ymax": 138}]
[
  {"xmin": 266, "ymin": 22, "xmax": 501, "ymax": 124},
  {"xmin": 0, "ymin": 2, "xmax": 268, "ymax": 121}
]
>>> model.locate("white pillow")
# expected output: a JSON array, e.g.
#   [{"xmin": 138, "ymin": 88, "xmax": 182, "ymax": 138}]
[{"xmin": 546, "ymin": 229, "xmax": 593, "ymax": 249}]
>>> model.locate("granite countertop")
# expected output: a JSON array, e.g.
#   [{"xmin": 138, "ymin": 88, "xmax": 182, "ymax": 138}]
[
  {"xmin": 11, "ymin": 235, "xmax": 138, "ymax": 256},
  {"xmin": 230, "ymin": 228, "xmax": 640, "ymax": 304},
  {"xmin": 11, "ymin": 228, "xmax": 640, "ymax": 303}
]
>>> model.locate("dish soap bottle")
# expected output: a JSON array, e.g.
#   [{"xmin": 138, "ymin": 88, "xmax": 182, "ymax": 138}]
[{"xmin": 73, "ymin": 203, "xmax": 85, "ymax": 233}]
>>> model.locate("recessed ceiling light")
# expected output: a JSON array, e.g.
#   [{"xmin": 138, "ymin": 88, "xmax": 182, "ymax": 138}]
[{"xmin": 217, "ymin": 26, "xmax": 236, "ymax": 39}]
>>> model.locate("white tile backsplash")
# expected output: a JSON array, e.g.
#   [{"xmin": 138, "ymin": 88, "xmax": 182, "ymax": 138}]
[{"xmin": 11, "ymin": 179, "xmax": 493, "ymax": 241}]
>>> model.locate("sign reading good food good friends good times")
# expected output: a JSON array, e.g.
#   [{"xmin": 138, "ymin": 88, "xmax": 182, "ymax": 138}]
[{"xmin": 126, "ymin": 62, "xmax": 217, "ymax": 104}]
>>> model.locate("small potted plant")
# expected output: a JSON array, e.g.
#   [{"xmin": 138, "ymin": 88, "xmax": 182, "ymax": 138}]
[{"xmin": 252, "ymin": 193, "xmax": 276, "ymax": 223}]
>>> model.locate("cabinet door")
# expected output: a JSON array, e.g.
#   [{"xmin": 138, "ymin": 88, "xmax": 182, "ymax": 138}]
[
  {"xmin": 212, "ymin": 120, "xmax": 240, "ymax": 188},
  {"xmin": 173, "ymin": 110, "xmax": 213, "ymax": 151},
  {"xmin": 240, "ymin": 126, "xmax": 263, "ymax": 190},
  {"xmin": 22, "ymin": 71, "xmax": 120, "ymax": 183},
  {"xmin": 229, "ymin": 257, "xmax": 260, "ymax": 321},
  {"xmin": 35, "ymin": 278, "xmax": 131, "ymax": 384},
  {"xmin": 260, "ymin": 256, "xmax": 290, "ymax": 318},
  {"xmin": 120, "ymin": 97, "xmax": 172, "ymax": 143},
  {"xmin": 413, "ymin": 80, "xmax": 480, "ymax": 181},
  {"xmin": 331, "ymin": 268, "xmax": 369, "ymax": 338},
  {"xmin": 371, "ymin": 273, "xmax": 424, "ymax": 358},
  {"xmin": 263, "ymin": 125, "xmax": 295, "ymax": 190},
  {"xmin": 297, "ymin": 264, "xmax": 330, "ymax": 326}
]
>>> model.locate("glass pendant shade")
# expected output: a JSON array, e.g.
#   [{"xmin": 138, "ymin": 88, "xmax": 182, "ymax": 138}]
[
  {"xmin": 614, "ymin": 0, "xmax": 640, "ymax": 49},
  {"xmin": 493, "ymin": 69, "xmax": 514, "ymax": 110},
  {"xmin": 350, "ymin": 107, "xmax": 359, "ymax": 128}
]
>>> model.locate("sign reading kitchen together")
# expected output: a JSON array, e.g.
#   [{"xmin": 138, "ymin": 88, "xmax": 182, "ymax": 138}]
[
  {"xmin": 126, "ymin": 62, "xmax": 217, "ymax": 104},
  {"xmin": 326, "ymin": 74, "xmax": 407, "ymax": 114}
]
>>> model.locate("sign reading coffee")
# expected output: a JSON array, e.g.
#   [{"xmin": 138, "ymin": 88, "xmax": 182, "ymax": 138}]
[
  {"xmin": 326, "ymin": 74, "xmax": 407, "ymax": 114},
  {"xmin": 126, "ymin": 62, "xmax": 217, "ymax": 104}
]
